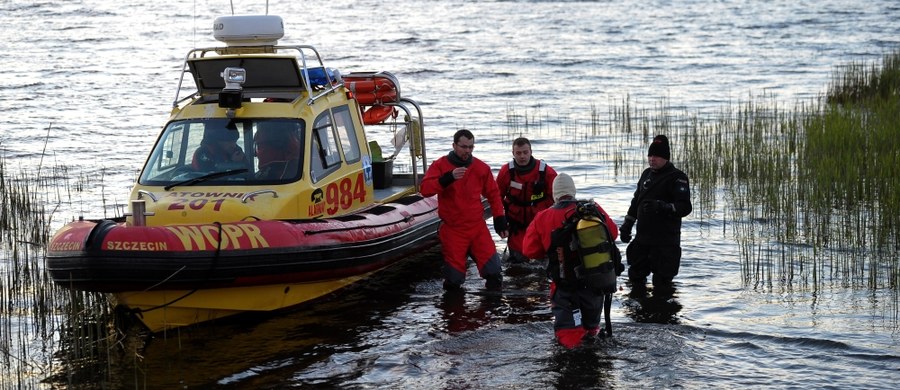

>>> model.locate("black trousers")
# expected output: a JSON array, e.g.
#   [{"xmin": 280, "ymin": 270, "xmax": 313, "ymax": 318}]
[{"xmin": 625, "ymin": 243, "xmax": 681, "ymax": 285}]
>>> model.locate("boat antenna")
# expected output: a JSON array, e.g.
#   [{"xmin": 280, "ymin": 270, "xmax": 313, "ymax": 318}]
[
  {"xmin": 192, "ymin": 0, "xmax": 196, "ymax": 47},
  {"xmin": 225, "ymin": 0, "xmax": 268, "ymax": 15}
]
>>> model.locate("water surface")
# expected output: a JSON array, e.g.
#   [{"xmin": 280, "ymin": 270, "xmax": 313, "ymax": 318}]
[{"xmin": 1, "ymin": 0, "xmax": 898, "ymax": 388}]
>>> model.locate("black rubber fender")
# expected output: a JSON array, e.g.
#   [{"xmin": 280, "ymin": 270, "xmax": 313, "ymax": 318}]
[{"xmin": 84, "ymin": 219, "xmax": 118, "ymax": 252}]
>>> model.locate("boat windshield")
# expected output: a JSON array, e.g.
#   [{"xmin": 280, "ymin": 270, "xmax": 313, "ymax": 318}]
[{"xmin": 138, "ymin": 118, "xmax": 305, "ymax": 187}]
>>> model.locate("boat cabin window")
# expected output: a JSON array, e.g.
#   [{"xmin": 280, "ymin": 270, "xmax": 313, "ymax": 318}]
[
  {"xmin": 254, "ymin": 120, "xmax": 304, "ymax": 181},
  {"xmin": 309, "ymin": 112, "xmax": 342, "ymax": 183},
  {"xmin": 138, "ymin": 118, "xmax": 305, "ymax": 187},
  {"xmin": 332, "ymin": 106, "xmax": 361, "ymax": 164}
]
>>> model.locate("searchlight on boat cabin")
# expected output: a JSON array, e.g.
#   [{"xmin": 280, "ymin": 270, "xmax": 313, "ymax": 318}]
[
  {"xmin": 222, "ymin": 67, "xmax": 246, "ymax": 89},
  {"xmin": 219, "ymin": 67, "xmax": 246, "ymax": 109},
  {"xmin": 213, "ymin": 15, "xmax": 284, "ymax": 46}
]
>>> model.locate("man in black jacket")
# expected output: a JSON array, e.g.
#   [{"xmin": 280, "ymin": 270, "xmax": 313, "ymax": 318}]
[{"xmin": 619, "ymin": 135, "xmax": 692, "ymax": 292}]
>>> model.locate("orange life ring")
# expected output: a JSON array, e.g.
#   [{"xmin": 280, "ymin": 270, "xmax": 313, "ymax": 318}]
[
  {"xmin": 345, "ymin": 80, "xmax": 374, "ymax": 93},
  {"xmin": 362, "ymin": 105, "xmax": 395, "ymax": 125},
  {"xmin": 354, "ymin": 89, "xmax": 398, "ymax": 105},
  {"xmin": 345, "ymin": 77, "xmax": 398, "ymax": 104},
  {"xmin": 345, "ymin": 78, "xmax": 394, "ymax": 93}
]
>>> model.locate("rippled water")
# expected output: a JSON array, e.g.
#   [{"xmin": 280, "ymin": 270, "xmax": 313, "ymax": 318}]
[{"xmin": 2, "ymin": 0, "xmax": 899, "ymax": 388}]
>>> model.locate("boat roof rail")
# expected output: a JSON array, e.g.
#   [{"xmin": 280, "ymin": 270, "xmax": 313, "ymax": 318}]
[{"xmin": 172, "ymin": 44, "xmax": 336, "ymax": 107}]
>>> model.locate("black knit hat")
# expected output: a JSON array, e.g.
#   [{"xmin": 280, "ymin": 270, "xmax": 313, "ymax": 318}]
[{"xmin": 648, "ymin": 134, "xmax": 670, "ymax": 160}]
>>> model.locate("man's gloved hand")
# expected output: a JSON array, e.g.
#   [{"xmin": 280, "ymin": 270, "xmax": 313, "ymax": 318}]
[
  {"xmin": 619, "ymin": 215, "xmax": 635, "ymax": 243},
  {"xmin": 640, "ymin": 199, "xmax": 675, "ymax": 215},
  {"xmin": 493, "ymin": 215, "xmax": 508, "ymax": 235},
  {"xmin": 615, "ymin": 261, "xmax": 625, "ymax": 276},
  {"xmin": 438, "ymin": 171, "xmax": 456, "ymax": 187},
  {"xmin": 507, "ymin": 218, "xmax": 522, "ymax": 234},
  {"xmin": 612, "ymin": 246, "xmax": 625, "ymax": 276}
]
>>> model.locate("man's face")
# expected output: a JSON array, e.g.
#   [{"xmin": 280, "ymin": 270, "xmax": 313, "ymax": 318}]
[
  {"xmin": 648, "ymin": 155, "xmax": 667, "ymax": 170},
  {"xmin": 512, "ymin": 144, "xmax": 532, "ymax": 166},
  {"xmin": 453, "ymin": 137, "xmax": 474, "ymax": 161},
  {"xmin": 218, "ymin": 139, "xmax": 238, "ymax": 151}
]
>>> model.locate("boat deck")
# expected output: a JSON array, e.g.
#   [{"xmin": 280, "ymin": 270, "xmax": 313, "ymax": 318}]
[{"xmin": 372, "ymin": 173, "xmax": 421, "ymax": 203}]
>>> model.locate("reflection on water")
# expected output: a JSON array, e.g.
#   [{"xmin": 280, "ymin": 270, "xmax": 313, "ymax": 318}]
[
  {"xmin": 546, "ymin": 346, "xmax": 615, "ymax": 390},
  {"xmin": 622, "ymin": 281, "xmax": 684, "ymax": 325},
  {"xmin": 439, "ymin": 290, "xmax": 502, "ymax": 334},
  {"xmin": 39, "ymin": 247, "xmax": 900, "ymax": 389}
]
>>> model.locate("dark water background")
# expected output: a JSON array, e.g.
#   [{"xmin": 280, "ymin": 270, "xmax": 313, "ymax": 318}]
[{"xmin": 1, "ymin": 0, "xmax": 899, "ymax": 388}]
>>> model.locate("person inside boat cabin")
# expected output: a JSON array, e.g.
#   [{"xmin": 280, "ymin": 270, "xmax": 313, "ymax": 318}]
[
  {"xmin": 421, "ymin": 129, "xmax": 509, "ymax": 291},
  {"xmin": 521, "ymin": 173, "xmax": 618, "ymax": 349},
  {"xmin": 192, "ymin": 127, "xmax": 250, "ymax": 171},
  {"xmin": 495, "ymin": 137, "xmax": 558, "ymax": 263},
  {"xmin": 618, "ymin": 134, "xmax": 692, "ymax": 295},
  {"xmin": 254, "ymin": 121, "xmax": 302, "ymax": 180}
]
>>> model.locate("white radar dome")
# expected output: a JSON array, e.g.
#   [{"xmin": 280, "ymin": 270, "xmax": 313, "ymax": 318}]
[{"xmin": 213, "ymin": 15, "xmax": 284, "ymax": 46}]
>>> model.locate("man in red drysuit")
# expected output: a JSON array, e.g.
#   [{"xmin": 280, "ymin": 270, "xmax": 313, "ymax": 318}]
[
  {"xmin": 495, "ymin": 137, "xmax": 558, "ymax": 263},
  {"xmin": 421, "ymin": 129, "xmax": 508, "ymax": 291}
]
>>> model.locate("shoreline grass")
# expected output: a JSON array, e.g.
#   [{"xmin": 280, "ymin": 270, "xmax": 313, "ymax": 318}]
[
  {"xmin": 504, "ymin": 49, "xmax": 900, "ymax": 293},
  {"xmin": 0, "ymin": 149, "xmax": 117, "ymax": 388}
]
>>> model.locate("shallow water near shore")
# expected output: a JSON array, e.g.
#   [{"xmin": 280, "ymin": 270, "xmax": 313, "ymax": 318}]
[
  {"xmin": 2, "ymin": 0, "xmax": 900, "ymax": 388},
  {"xmin": 81, "ymin": 248, "xmax": 897, "ymax": 389}
]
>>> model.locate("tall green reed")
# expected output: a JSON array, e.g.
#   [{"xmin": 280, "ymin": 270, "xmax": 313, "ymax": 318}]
[
  {"xmin": 0, "ymin": 148, "xmax": 121, "ymax": 388},
  {"xmin": 503, "ymin": 49, "xmax": 900, "ymax": 293},
  {"xmin": 655, "ymin": 52, "xmax": 898, "ymax": 292}
]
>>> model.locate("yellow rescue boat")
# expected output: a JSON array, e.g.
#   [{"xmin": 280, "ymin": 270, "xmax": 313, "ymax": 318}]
[{"xmin": 47, "ymin": 15, "xmax": 439, "ymax": 333}]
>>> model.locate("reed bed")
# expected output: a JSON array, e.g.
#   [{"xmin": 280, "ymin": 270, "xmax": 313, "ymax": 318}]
[
  {"xmin": 504, "ymin": 50, "xmax": 900, "ymax": 293},
  {"xmin": 710, "ymin": 51, "xmax": 900, "ymax": 291},
  {"xmin": 1, "ymin": 153, "xmax": 56, "ymax": 387},
  {"xmin": 0, "ymin": 150, "xmax": 118, "ymax": 388}
]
